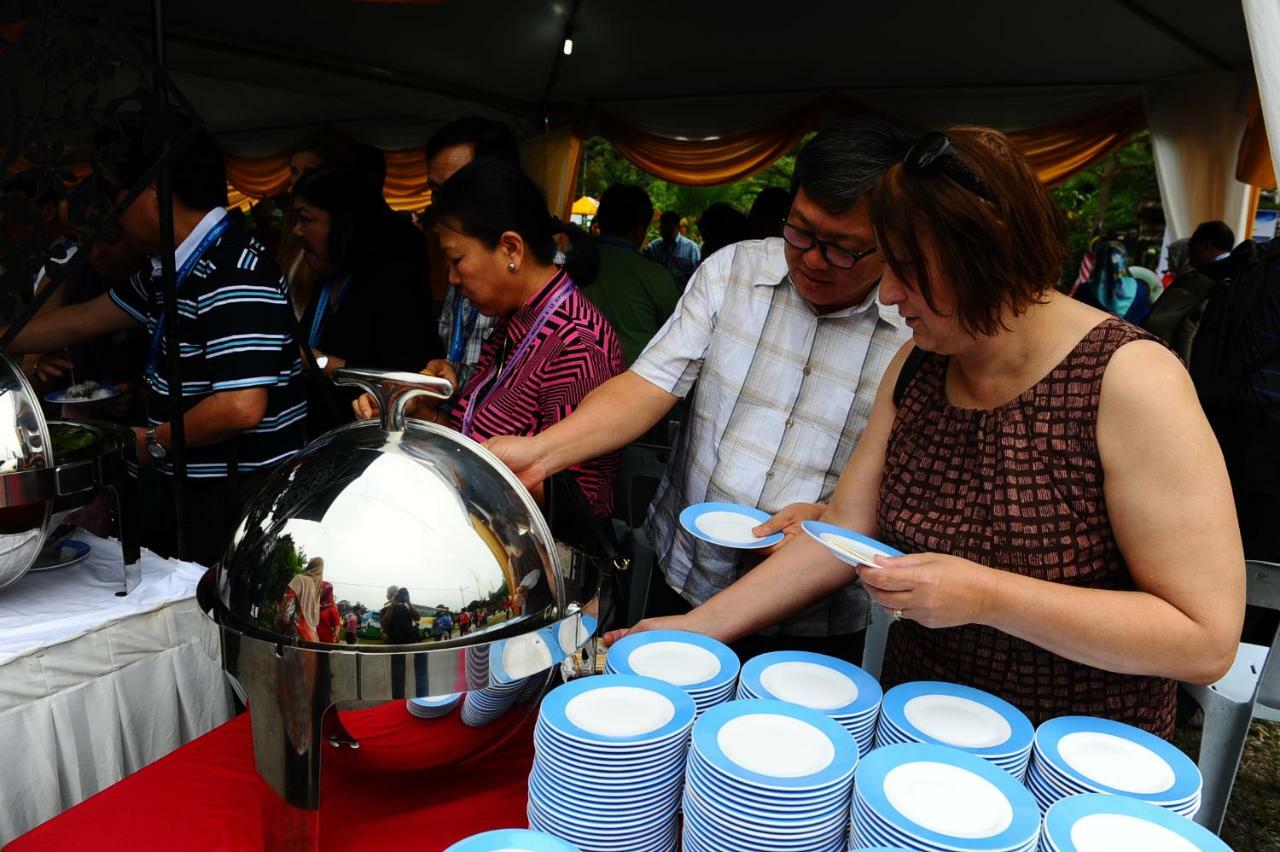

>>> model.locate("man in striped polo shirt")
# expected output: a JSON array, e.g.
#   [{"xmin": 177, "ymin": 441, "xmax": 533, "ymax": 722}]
[{"xmin": 6, "ymin": 128, "xmax": 306, "ymax": 565}]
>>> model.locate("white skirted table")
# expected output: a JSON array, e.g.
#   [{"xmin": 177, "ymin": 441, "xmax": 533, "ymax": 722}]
[{"xmin": 0, "ymin": 531, "xmax": 233, "ymax": 844}]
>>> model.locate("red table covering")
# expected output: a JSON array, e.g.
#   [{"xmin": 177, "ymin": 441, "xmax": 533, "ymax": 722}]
[{"xmin": 8, "ymin": 701, "xmax": 537, "ymax": 851}]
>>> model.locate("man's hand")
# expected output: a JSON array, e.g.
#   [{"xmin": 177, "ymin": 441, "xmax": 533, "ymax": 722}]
[
  {"xmin": 752, "ymin": 501, "xmax": 827, "ymax": 556},
  {"xmin": 32, "ymin": 353, "xmax": 75, "ymax": 385},
  {"xmin": 352, "ymin": 359, "xmax": 458, "ymax": 420},
  {"xmin": 483, "ymin": 435, "xmax": 553, "ymax": 491},
  {"xmin": 602, "ymin": 614, "xmax": 700, "ymax": 648}
]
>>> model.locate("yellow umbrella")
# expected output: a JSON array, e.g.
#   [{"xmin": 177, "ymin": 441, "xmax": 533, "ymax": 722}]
[{"xmin": 571, "ymin": 195, "xmax": 599, "ymax": 216}]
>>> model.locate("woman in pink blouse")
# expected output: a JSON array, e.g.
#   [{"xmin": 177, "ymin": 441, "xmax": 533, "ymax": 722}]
[{"xmin": 354, "ymin": 160, "xmax": 624, "ymax": 516}]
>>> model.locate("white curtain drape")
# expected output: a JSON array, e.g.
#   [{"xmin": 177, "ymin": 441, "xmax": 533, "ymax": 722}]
[
  {"xmin": 1146, "ymin": 73, "xmax": 1254, "ymax": 242},
  {"xmin": 1244, "ymin": 0, "xmax": 1280, "ymax": 189}
]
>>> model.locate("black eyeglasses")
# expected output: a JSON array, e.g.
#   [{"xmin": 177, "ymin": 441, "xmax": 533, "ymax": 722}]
[
  {"xmin": 903, "ymin": 132, "xmax": 996, "ymax": 203},
  {"xmin": 780, "ymin": 220, "xmax": 878, "ymax": 269}
]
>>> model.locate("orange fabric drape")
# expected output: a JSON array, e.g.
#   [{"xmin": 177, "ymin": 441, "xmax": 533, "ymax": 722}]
[
  {"xmin": 1006, "ymin": 100, "xmax": 1147, "ymax": 187},
  {"xmin": 382, "ymin": 148, "xmax": 432, "ymax": 211},
  {"xmin": 594, "ymin": 95, "xmax": 1146, "ymax": 188},
  {"xmin": 222, "ymin": 148, "xmax": 432, "ymax": 211},
  {"xmin": 223, "ymin": 153, "xmax": 291, "ymax": 199},
  {"xmin": 594, "ymin": 95, "xmax": 871, "ymax": 187},
  {"xmin": 1237, "ymin": 88, "xmax": 1277, "ymax": 189}
]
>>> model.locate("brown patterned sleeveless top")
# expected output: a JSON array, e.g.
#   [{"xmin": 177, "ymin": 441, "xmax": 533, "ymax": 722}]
[{"xmin": 877, "ymin": 318, "xmax": 1176, "ymax": 738}]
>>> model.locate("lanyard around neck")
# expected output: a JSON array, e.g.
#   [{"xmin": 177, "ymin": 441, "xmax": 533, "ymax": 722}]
[
  {"xmin": 447, "ymin": 287, "xmax": 480, "ymax": 364},
  {"xmin": 144, "ymin": 216, "xmax": 232, "ymax": 381},
  {"xmin": 308, "ymin": 274, "xmax": 352, "ymax": 349},
  {"xmin": 460, "ymin": 273, "xmax": 574, "ymax": 438}
]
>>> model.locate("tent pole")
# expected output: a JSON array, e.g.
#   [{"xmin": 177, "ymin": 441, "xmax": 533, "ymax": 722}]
[{"xmin": 151, "ymin": 0, "xmax": 189, "ymax": 561}]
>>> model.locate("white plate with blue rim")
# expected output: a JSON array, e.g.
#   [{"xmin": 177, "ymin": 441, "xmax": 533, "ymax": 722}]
[
  {"xmin": 1033, "ymin": 716, "xmax": 1202, "ymax": 807},
  {"xmin": 537, "ymin": 673, "xmax": 697, "ymax": 748},
  {"xmin": 855, "ymin": 742, "xmax": 1041, "ymax": 852},
  {"xmin": 1041, "ymin": 793, "xmax": 1230, "ymax": 852},
  {"xmin": 801, "ymin": 520, "xmax": 903, "ymax": 568},
  {"xmin": 878, "ymin": 681, "xmax": 1034, "ymax": 759},
  {"xmin": 604, "ymin": 629, "xmax": 740, "ymax": 693},
  {"xmin": 738, "ymin": 650, "xmax": 882, "ymax": 719},
  {"xmin": 444, "ymin": 828, "xmax": 580, "ymax": 852},
  {"xmin": 689, "ymin": 698, "xmax": 859, "ymax": 793},
  {"xmin": 679, "ymin": 502, "xmax": 784, "ymax": 549}
]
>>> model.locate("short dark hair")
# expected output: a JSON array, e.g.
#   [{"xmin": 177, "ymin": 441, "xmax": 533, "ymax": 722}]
[
  {"xmin": 659, "ymin": 210, "xmax": 681, "ymax": 229},
  {"xmin": 346, "ymin": 143, "xmax": 387, "ymax": 192},
  {"xmin": 867, "ymin": 126, "xmax": 1068, "ymax": 337},
  {"xmin": 595, "ymin": 184, "xmax": 653, "ymax": 238},
  {"xmin": 431, "ymin": 159, "xmax": 599, "ymax": 286},
  {"xmin": 426, "ymin": 117, "xmax": 520, "ymax": 165},
  {"xmin": 293, "ymin": 165, "xmax": 388, "ymax": 271},
  {"xmin": 1189, "ymin": 220, "xmax": 1235, "ymax": 253},
  {"xmin": 697, "ymin": 202, "xmax": 748, "ymax": 258},
  {"xmin": 105, "ymin": 116, "xmax": 228, "ymax": 210},
  {"xmin": 791, "ymin": 118, "xmax": 913, "ymax": 215}
]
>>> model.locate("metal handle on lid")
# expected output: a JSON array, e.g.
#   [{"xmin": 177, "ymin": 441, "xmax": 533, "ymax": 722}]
[{"xmin": 333, "ymin": 367, "xmax": 454, "ymax": 432}]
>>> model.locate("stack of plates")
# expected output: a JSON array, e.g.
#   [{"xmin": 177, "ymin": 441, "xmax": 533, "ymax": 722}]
[
  {"xmin": 1026, "ymin": 717, "xmax": 1202, "ymax": 817},
  {"xmin": 682, "ymin": 699, "xmax": 858, "ymax": 852},
  {"xmin": 605, "ymin": 630, "xmax": 739, "ymax": 716},
  {"xmin": 852, "ymin": 742, "xmax": 1041, "ymax": 851},
  {"xmin": 461, "ymin": 680, "xmax": 525, "ymax": 727},
  {"xmin": 1041, "ymin": 793, "xmax": 1231, "ymax": 851},
  {"xmin": 405, "ymin": 692, "xmax": 461, "ymax": 719},
  {"xmin": 875, "ymin": 682, "xmax": 1034, "ymax": 780},
  {"xmin": 736, "ymin": 650, "xmax": 882, "ymax": 758},
  {"xmin": 445, "ymin": 828, "xmax": 580, "ymax": 851},
  {"xmin": 528, "ymin": 674, "xmax": 694, "ymax": 852},
  {"xmin": 466, "ymin": 644, "xmax": 491, "ymax": 690}
]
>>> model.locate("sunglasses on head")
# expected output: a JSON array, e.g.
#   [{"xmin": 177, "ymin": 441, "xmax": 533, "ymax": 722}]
[{"xmin": 903, "ymin": 132, "xmax": 996, "ymax": 204}]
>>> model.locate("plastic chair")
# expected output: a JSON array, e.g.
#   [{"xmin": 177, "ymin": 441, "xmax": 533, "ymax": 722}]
[
  {"xmin": 1182, "ymin": 559, "xmax": 1280, "ymax": 834},
  {"xmin": 861, "ymin": 604, "xmax": 892, "ymax": 680}
]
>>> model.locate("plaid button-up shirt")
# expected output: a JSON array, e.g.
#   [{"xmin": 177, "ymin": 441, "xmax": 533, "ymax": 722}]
[
  {"xmin": 631, "ymin": 237, "xmax": 909, "ymax": 637},
  {"xmin": 437, "ymin": 285, "xmax": 500, "ymax": 393}
]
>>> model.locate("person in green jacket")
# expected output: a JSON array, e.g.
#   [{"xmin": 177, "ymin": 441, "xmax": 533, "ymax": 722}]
[{"xmin": 586, "ymin": 185, "xmax": 682, "ymax": 365}]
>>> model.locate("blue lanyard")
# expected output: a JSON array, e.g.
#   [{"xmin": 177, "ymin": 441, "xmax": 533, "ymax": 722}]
[
  {"xmin": 308, "ymin": 275, "xmax": 352, "ymax": 349},
  {"xmin": 447, "ymin": 287, "xmax": 480, "ymax": 364},
  {"xmin": 144, "ymin": 216, "xmax": 232, "ymax": 381}
]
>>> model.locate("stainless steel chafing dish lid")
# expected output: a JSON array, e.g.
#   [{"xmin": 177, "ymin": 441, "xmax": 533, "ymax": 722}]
[{"xmin": 205, "ymin": 369, "xmax": 593, "ymax": 658}]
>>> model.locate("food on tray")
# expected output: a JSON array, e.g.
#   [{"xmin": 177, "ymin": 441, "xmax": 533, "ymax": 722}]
[{"xmin": 63, "ymin": 380, "xmax": 114, "ymax": 401}]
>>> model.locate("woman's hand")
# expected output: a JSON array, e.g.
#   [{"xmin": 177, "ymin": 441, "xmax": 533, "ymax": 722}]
[
  {"xmin": 351, "ymin": 359, "xmax": 459, "ymax": 421},
  {"xmin": 856, "ymin": 552, "xmax": 999, "ymax": 629},
  {"xmin": 602, "ymin": 613, "xmax": 701, "ymax": 648},
  {"xmin": 32, "ymin": 353, "xmax": 74, "ymax": 385},
  {"xmin": 751, "ymin": 502, "xmax": 826, "ymax": 555}
]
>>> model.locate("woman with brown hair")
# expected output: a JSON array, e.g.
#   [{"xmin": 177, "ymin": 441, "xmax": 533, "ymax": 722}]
[{"xmin": 609, "ymin": 127, "xmax": 1244, "ymax": 737}]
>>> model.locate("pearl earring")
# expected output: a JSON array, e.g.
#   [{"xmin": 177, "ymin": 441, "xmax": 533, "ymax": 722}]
[{"xmin": 507, "ymin": 262, "xmax": 517, "ymax": 272}]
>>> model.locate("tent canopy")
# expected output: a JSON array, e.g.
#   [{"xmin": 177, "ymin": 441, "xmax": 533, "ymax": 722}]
[{"xmin": 69, "ymin": 0, "xmax": 1255, "ymax": 154}]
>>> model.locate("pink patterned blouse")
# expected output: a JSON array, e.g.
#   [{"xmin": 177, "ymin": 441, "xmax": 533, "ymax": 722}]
[{"xmin": 451, "ymin": 270, "xmax": 625, "ymax": 517}]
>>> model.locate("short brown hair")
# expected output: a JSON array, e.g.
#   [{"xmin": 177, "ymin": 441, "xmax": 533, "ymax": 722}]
[{"xmin": 866, "ymin": 126, "xmax": 1067, "ymax": 336}]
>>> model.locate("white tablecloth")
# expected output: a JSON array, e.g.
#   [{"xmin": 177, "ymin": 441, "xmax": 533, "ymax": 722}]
[{"xmin": 0, "ymin": 531, "xmax": 234, "ymax": 844}]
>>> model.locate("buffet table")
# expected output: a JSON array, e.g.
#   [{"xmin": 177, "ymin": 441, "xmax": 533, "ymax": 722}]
[
  {"xmin": 0, "ymin": 531, "xmax": 233, "ymax": 844},
  {"xmin": 7, "ymin": 701, "xmax": 538, "ymax": 851}
]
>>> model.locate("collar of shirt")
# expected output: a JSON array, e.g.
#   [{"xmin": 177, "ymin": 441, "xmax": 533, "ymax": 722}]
[
  {"xmin": 599, "ymin": 235, "xmax": 637, "ymax": 252},
  {"xmin": 504, "ymin": 268, "xmax": 571, "ymax": 342},
  {"xmin": 148, "ymin": 207, "xmax": 228, "ymax": 278}
]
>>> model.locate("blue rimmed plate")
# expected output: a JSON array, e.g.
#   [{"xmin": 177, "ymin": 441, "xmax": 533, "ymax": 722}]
[
  {"xmin": 855, "ymin": 742, "xmax": 1041, "ymax": 851},
  {"xmin": 879, "ymin": 681, "xmax": 1034, "ymax": 758},
  {"xmin": 1042, "ymin": 793, "xmax": 1229, "ymax": 851},
  {"xmin": 679, "ymin": 502, "xmax": 784, "ymax": 549},
  {"xmin": 690, "ymin": 699, "xmax": 858, "ymax": 792},
  {"xmin": 45, "ymin": 382, "xmax": 123, "ymax": 405},
  {"xmin": 1034, "ymin": 716, "xmax": 1202, "ymax": 805},
  {"xmin": 605, "ymin": 629, "xmax": 740, "ymax": 693},
  {"xmin": 739, "ymin": 650, "xmax": 881, "ymax": 718},
  {"xmin": 801, "ymin": 520, "xmax": 903, "ymax": 568},
  {"xmin": 445, "ymin": 828, "xmax": 580, "ymax": 852},
  {"xmin": 538, "ymin": 674, "xmax": 696, "ymax": 747}
]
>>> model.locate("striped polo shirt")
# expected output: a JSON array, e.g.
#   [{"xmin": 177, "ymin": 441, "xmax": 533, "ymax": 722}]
[{"xmin": 109, "ymin": 208, "xmax": 307, "ymax": 478}]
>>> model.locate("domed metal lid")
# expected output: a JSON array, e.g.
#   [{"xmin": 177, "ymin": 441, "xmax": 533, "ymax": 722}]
[
  {"xmin": 0, "ymin": 352, "xmax": 52, "ymax": 477},
  {"xmin": 209, "ymin": 369, "xmax": 590, "ymax": 657}
]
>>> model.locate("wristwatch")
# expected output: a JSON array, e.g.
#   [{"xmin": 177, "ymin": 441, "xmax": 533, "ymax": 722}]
[{"xmin": 146, "ymin": 426, "xmax": 168, "ymax": 460}]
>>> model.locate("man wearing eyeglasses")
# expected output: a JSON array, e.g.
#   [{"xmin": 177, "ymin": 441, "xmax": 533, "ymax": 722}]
[{"xmin": 486, "ymin": 120, "xmax": 911, "ymax": 663}]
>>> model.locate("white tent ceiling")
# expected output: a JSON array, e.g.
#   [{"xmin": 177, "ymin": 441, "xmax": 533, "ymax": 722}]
[{"xmin": 67, "ymin": 0, "xmax": 1257, "ymax": 154}]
